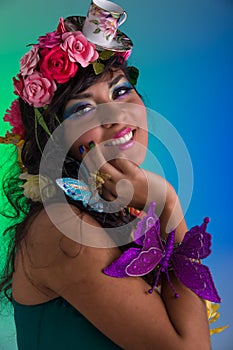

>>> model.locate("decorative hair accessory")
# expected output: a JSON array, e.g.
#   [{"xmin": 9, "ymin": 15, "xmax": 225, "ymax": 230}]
[
  {"xmin": 13, "ymin": 18, "xmax": 102, "ymax": 108},
  {"xmin": 19, "ymin": 172, "xmax": 56, "ymax": 202},
  {"xmin": 12, "ymin": 16, "xmax": 132, "ymax": 109},
  {"xmin": 0, "ymin": 13, "xmax": 135, "ymax": 191},
  {"xmin": 82, "ymin": 0, "xmax": 128, "ymax": 47},
  {"xmin": 205, "ymin": 300, "xmax": 228, "ymax": 335},
  {"xmin": 56, "ymin": 177, "xmax": 104, "ymax": 212},
  {"xmin": 103, "ymin": 202, "xmax": 221, "ymax": 303},
  {"xmin": 89, "ymin": 170, "xmax": 112, "ymax": 195},
  {"xmin": 1, "ymin": 12, "xmax": 135, "ymax": 152}
]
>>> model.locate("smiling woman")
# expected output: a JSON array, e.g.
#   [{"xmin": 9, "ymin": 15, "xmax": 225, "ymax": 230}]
[
  {"xmin": 0, "ymin": 1, "xmax": 225, "ymax": 350},
  {"xmin": 63, "ymin": 71, "xmax": 147, "ymax": 165}
]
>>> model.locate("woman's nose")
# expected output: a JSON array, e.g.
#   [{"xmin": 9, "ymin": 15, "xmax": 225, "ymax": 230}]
[
  {"xmin": 102, "ymin": 123, "xmax": 114, "ymax": 129},
  {"xmin": 97, "ymin": 102, "xmax": 128, "ymax": 127}
]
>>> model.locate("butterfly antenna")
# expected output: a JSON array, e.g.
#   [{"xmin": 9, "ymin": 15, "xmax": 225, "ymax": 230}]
[
  {"xmin": 166, "ymin": 270, "xmax": 179, "ymax": 298},
  {"xmin": 148, "ymin": 268, "xmax": 161, "ymax": 294}
]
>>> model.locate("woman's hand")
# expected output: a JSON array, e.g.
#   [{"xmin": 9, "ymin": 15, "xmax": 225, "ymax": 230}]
[
  {"xmin": 81, "ymin": 144, "xmax": 187, "ymax": 242},
  {"xmin": 80, "ymin": 145, "xmax": 149, "ymax": 209}
]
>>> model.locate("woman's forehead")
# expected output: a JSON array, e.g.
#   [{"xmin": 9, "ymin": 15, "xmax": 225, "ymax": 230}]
[
  {"xmin": 68, "ymin": 70, "xmax": 127, "ymax": 100},
  {"xmin": 91, "ymin": 69, "xmax": 126, "ymax": 86}
]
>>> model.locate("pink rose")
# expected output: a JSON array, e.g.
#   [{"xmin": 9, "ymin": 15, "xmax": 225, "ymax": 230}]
[
  {"xmin": 61, "ymin": 31, "xmax": 99, "ymax": 67},
  {"xmin": 39, "ymin": 47, "xmax": 78, "ymax": 84},
  {"xmin": 56, "ymin": 17, "xmax": 67, "ymax": 34},
  {"xmin": 38, "ymin": 32, "xmax": 62, "ymax": 48},
  {"xmin": 16, "ymin": 72, "xmax": 57, "ymax": 108},
  {"xmin": 20, "ymin": 45, "xmax": 40, "ymax": 76},
  {"xmin": 3, "ymin": 99, "xmax": 25, "ymax": 137},
  {"xmin": 115, "ymin": 49, "xmax": 132, "ymax": 62}
]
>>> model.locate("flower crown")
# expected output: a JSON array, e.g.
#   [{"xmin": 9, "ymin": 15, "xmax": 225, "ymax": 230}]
[
  {"xmin": 13, "ymin": 16, "xmax": 132, "ymax": 109},
  {"xmin": 1, "ymin": 16, "xmax": 136, "ymax": 143},
  {"xmin": 0, "ymin": 15, "xmax": 138, "ymax": 201}
]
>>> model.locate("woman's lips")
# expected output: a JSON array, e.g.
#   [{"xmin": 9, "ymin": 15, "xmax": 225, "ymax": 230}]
[
  {"xmin": 114, "ymin": 127, "xmax": 132, "ymax": 139},
  {"xmin": 104, "ymin": 128, "xmax": 135, "ymax": 149}
]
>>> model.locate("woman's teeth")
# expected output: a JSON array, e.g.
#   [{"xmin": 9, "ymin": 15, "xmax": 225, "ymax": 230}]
[{"xmin": 105, "ymin": 130, "xmax": 133, "ymax": 146}]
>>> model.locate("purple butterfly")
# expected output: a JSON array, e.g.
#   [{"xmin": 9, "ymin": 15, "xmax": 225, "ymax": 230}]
[{"xmin": 103, "ymin": 202, "xmax": 221, "ymax": 303}]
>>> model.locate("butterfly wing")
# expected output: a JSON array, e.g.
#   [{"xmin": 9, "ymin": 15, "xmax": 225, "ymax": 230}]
[
  {"xmin": 134, "ymin": 202, "xmax": 158, "ymax": 246},
  {"xmin": 126, "ymin": 247, "xmax": 163, "ymax": 276},
  {"xmin": 103, "ymin": 248, "xmax": 141, "ymax": 277},
  {"xmin": 56, "ymin": 178, "xmax": 91, "ymax": 204},
  {"xmin": 125, "ymin": 211, "xmax": 164, "ymax": 276},
  {"xmin": 142, "ymin": 223, "xmax": 164, "ymax": 251},
  {"xmin": 104, "ymin": 204, "xmax": 163, "ymax": 278},
  {"xmin": 104, "ymin": 224, "xmax": 164, "ymax": 278},
  {"xmin": 87, "ymin": 194, "xmax": 104, "ymax": 212},
  {"xmin": 56, "ymin": 178, "xmax": 103, "ymax": 212},
  {"xmin": 175, "ymin": 220, "xmax": 211, "ymax": 260},
  {"xmin": 172, "ymin": 254, "xmax": 221, "ymax": 303}
]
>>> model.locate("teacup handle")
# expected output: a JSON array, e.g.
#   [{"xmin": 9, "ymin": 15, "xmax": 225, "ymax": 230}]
[{"xmin": 118, "ymin": 11, "xmax": 127, "ymax": 26}]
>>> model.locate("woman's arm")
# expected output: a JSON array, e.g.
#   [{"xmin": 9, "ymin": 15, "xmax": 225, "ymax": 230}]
[
  {"xmin": 92, "ymin": 154, "xmax": 188, "ymax": 242},
  {"xmin": 27, "ymin": 204, "xmax": 211, "ymax": 350}
]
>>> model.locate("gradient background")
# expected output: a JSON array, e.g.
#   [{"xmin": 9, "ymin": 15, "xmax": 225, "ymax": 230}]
[{"xmin": 0, "ymin": 0, "xmax": 232, "ymax": 349}]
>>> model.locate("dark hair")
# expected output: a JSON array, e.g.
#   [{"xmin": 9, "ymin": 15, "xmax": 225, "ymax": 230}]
[{"xmin": 0, "ymin": 55, "xmax": 142, "ymax": 304}]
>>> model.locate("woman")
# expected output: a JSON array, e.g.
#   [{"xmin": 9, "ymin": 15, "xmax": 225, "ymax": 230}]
[{"xmin": 0, "ymin": 13, "xmax": 220, "ymax": 350}]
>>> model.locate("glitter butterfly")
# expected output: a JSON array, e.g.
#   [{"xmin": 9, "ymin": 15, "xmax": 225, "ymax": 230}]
[
  {"xmin": 103, "ymin": 202, "xmax": 221, "ymax": 303},
  {"xmin": 56, "ymin": 177, "xmax": 103, "ymax": 212}
]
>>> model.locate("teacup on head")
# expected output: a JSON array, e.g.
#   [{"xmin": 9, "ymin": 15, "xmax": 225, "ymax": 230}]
[{"xmin": 82, "ymin": 0, "xmax": 128, "ymax": 47}]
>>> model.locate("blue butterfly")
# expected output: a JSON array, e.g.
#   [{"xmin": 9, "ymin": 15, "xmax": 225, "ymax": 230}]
[{"xmin": 56, "ymin": 178, "xmax": 103, "ymax": 212}]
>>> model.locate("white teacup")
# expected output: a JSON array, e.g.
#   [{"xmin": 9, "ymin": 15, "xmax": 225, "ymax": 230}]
[{"xmin": 82, "ymin": 0, "xmax": 127, "ymax": 47}]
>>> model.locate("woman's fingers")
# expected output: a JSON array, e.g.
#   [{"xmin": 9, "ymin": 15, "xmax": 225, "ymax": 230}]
[
  {"xmin": 82, "ymin": 143, "xmax": 122, "ymax": 179},
  {"xmin": 113, "ymin": 153, "xmax": 139, "ymax": 174},
  {"xmin": 78, "ymin": 143, "xmax": 147, "ymax": 208}
]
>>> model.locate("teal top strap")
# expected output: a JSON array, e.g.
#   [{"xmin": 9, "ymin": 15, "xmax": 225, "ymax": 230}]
[{"xmin": 13, "ymin": 297, "xmax": 122, "ymax": 350}]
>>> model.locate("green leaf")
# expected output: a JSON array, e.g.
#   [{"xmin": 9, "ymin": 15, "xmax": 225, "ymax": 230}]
[
  {"xmin": 93, "ymin": 62, "xmax": 105, "ymax": 75},
  {"xmin": 34, "ymin": 114, "xmax": 43, "ymax": 155},
  {"xmin": 93, "ymin": 28, "xmax": 101, "ymax": 34},
  {"xmin": 89, "ymin": 19, "xmax": 100, "ymax": 25},
  {"xmin": 54, "ymin": 114, "xmax": 61, "ymax": 125},
  {"xmin": 34, "ymin": 108, "xmax": 53, "ymax": 139},
  {"xmin": 128, "ymin": 66, "xmax": 139, "ymax": 86},
  {"xmin": 99, "ymin": 50, "xmax": 114, "ymax": 61}
]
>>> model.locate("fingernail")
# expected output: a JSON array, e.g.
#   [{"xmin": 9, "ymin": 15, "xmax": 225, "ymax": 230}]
[
  {"xmin": 79, "ymin": 145, "xmax": 84, "ymax": 154},
  {"xmin": 89, "ymin": 141, "xmax": 95, "ymax": 149}
]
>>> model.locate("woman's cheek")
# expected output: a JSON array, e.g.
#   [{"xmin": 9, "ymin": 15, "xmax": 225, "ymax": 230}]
[
  {"xmin": 78, "ymin": 129, "xmax": 99, "ymax": 146},
  {"xmin": 69, "ymin": 129, "xmax": 99, "ymax": 159}
]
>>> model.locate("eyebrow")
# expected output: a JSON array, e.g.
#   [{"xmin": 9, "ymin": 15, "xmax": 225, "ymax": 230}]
[
  {"xmin": 68, "ymin": 74, "xmax": 126, "ymax": 101},
  {"xmin": 108, "ymin": 74, "xmax": 125, "ymax": 88},
  {"xmin": 64, "ymin": 74, "xmax": 127, "ymax": 117}
]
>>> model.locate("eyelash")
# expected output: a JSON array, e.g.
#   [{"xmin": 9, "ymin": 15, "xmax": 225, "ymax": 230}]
[
  {"xmin": 66, "ymin": 103, "xmax": 95, "ymax": 118},
  {"xmin": 65, "ymin": 82, "xmax": 134, "ymax": 119},
  {"xmin": 112, "ymin": 83, "xmax": 133, "ymax": 100}
]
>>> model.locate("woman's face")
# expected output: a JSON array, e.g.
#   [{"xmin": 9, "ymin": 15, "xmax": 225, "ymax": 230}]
[{"xmin": 63, "ymin": 69, "xmax": 148, "ymax": 166}]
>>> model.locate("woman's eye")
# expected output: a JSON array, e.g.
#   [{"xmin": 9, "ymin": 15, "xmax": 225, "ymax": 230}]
[
  {"xmin": 112, "ymin": 83, "xmax": 133, "ymax": 100},
  {"xmin": 65, "ymin": 103, "xmax": 95, "ymax": 119},
  {"xmin": 75, "ymin": 104, "xmax": 95, "ymax": 116}
]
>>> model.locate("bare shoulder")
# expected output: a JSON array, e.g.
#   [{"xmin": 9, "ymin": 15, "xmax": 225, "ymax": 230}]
[
  {"xmin": 25, "ymin": 202, "xmax": 120, "ymax": 285},
  {"xmin": 24, "ymin": 203, "xmax": 83, "ymax": 262}
]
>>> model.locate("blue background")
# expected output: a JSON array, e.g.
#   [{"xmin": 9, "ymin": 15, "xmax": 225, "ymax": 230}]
[{"xmin": 0, "ymin": 0, "xmax": 232, "ymax": 348}]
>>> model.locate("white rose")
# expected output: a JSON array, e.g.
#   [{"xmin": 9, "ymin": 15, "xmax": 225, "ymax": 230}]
[{"xmin": 19, "ymin": 173, "xmax": 56, "ymax": 202}]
